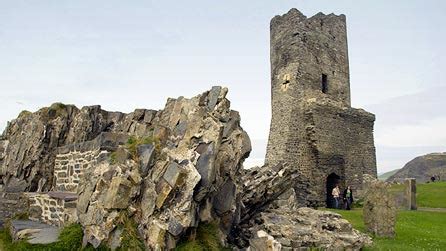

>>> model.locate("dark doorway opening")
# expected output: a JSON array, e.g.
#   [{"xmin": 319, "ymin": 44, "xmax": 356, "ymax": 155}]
[
  {"xmin": 326, "ymin": 173, "xmax": 340, "ymax": 208},
  {"xmin": 321, "ymin": 74, "xmax": 328, "ymax": 93}
]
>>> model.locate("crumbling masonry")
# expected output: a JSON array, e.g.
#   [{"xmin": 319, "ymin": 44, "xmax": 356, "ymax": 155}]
[{"xmin": 265, "ymin": 9, "xmax": 377, "ymax": 207}]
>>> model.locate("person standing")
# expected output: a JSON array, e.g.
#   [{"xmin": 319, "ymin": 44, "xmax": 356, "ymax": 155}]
[
  {"xmin": 332, "ymin": 184, "xmax": 341, "ymax": 209},
  {"xmin": 343, "ymin": 186, "xmax": 354, "ymax": 210}
]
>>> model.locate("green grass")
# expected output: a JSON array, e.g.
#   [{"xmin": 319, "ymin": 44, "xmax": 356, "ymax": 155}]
[
  {"xmin": 330, "ymin": 209, "xmax": 446, "ymax": 251},
  {"xmin": 417, "ymin": 181, "xmax": 446, "ymax": 208},
  {"xmin": 176, "ymin": 222, "xmax": 230, "ymax": 251},
  {"xmin": 115, "ymin": 212, "xmax": 145, "ymax": 251}
]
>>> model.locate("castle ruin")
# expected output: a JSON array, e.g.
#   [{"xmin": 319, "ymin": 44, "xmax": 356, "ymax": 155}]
[{"xmin": 265, "ymin": 9, "xmax": 377, "ymax": 207}]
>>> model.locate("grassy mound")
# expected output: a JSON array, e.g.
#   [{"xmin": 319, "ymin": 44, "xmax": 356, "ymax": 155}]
[{"xmin": 331, "ymin": 209, "xmax": 446, "ymax": 251}]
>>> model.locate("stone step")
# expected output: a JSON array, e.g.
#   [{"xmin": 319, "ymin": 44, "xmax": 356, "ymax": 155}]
[{"xmin": 10, "ymin": 220, "xmax": 60, "ymax": 244}]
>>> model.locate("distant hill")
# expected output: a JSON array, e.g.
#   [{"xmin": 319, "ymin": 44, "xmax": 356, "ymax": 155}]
[
  {"xmin": 387, "ymin": 153, "xmax": 446, "ymax": 183},
  {"xmin": 378, "ymin": 169, "xmax": 400, "ymax": 181}
]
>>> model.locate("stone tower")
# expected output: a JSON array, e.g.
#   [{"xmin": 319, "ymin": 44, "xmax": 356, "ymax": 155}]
[{"xmin": 265, "ymin": 9, "xmax": 377, "ymax": 207}]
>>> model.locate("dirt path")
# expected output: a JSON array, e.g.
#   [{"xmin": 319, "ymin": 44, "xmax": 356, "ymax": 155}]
[{"xmin": 417, "ymin": 207, "xmax": 446, "ymax": 212}]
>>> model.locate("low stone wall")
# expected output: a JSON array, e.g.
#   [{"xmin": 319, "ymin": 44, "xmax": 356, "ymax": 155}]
[
  {"xmin": 54, "ymin": 150, "xmax": 110, "ymax": 192},
  {"xmin": 0, "ymin": 192, "xmax": 29, "ymax": 225},
  {"xmin": 26, "ymin": 192, "xmax": 77, "ymax": 227}
]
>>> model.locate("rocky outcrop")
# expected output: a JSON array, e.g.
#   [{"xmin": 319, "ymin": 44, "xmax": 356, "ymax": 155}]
[
  {"xmin": 387, "ymin": 153, "xmax": 446, "ymax": 183},
  {"xmin": 0, "ymin": 103, "xmax": 157, "ymax": 193},
  {"xmin": 70, "ymin": 87, "xmax": 251, "ymax": 249}
]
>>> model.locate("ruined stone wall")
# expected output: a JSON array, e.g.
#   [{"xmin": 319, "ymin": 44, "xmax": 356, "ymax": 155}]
[
  {"xmin": 0, "ymin": 192, "xmax": 29, "ymax": 224},
  {"xmin": 306, "ymin": 102, "xmax": 376, "ymax": 204},
  {"xmin": 54, "ymin": 149, "xmax": 109, "ymax": 192},
  {"xmin": 27, "ymin": 193, "xmax": 77, "ymax": 227}
]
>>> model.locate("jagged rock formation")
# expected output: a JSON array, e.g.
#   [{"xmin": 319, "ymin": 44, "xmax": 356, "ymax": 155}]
[
  {"xmin": 232, "ymin": 164, "xmax": 372, "ymax": 250},
  {"xmin": 75, "ymin": 86, "xmax": 251, "ymax": 249},
  {"xmin": 0, "ymin": 102, "xmax": 158, "ymax": 193},
  {"xmin": 387, "ymin": 153, "xmax": 446, "ymax": 183}
]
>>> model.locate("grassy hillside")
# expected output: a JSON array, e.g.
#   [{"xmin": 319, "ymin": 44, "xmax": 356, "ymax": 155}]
[
  {"xmin": 378, "ymin": 169, "xmax": 400, "ymax": 181},
  {"xmin": 417, "ymin": 181, "xmax": 446, "ymax": 208},
  {"xmin": 389, "ymin": 181, "xmax": 446, "ymax": 208},
  {"xmin": 331, "ymin": 209, "xmax": 446, "ymax": 251}
]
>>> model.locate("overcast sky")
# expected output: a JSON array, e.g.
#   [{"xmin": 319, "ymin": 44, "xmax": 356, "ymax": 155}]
[{"xmin": 1, "ymin": 0, "xmax": 445, "ymax": 173}]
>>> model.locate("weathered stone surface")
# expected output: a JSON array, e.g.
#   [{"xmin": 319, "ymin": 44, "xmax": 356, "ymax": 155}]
[
  {"xmin": 49, "ymin": 87, "xmax": 251, "ymax": 249},
  {"xmin": 9, "ymin": 220, "xmax": 60, "ymax": 244},
  {"xmin": 137, "ymin": 144, "xmax": 155, "ymax": 175},
  {"xmin": 0, "ymin": 192, "xmax": 28, "ymax": 225},
  {"xmin": 0, "ymin": 103, "xmax": 154, "ymax": 194},
  {"xmin": 405, "ymin": 178, "xmax": 417, "ymax": 210},
  {"xmin": 77, "ymin": 159, "xmax": 141, "ymax": 247},
  {"xmin": 265, "ymin": 8, "xmax": 377, "ymax": 207},
  {"xmin": 247, "ymin": 208, "xmax": 371, "ymax": 250},
  {"xmin": 363, "ymin": 178, "xmax": 397, "ymax": 237}
]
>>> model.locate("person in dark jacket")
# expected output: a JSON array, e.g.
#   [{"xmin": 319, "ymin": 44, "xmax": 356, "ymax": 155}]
[{"xmin": 343, "ymin": 186, "xmax": 354, "ymax": 210}]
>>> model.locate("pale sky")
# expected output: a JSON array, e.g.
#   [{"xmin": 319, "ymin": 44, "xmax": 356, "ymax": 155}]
[{"xmin": 1, "ymin": 0, "xmax": 445, "ymax": 173}]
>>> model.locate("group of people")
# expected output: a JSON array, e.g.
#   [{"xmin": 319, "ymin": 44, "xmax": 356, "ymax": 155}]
[{"xmin": 331, "ymin": 184, "xmax": 354, "ymax": 210}]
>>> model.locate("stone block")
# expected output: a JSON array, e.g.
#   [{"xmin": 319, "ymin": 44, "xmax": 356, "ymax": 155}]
[
  {"xmin": 162, "ymin": 162, "xmax": 181, "ymax": 188},
  {"xmin": 155, "ymin": 180, "xmax": 172, "ymax": 209},
  {"xmin": 103, "ymin": 177, "xmax": 133, "ymax": 209},
  {"xmin": 137, "ymin": 144, "xmax": 155, "ymax": 176},
  {"xmin": 167, "ymin": 217, "xmax": 183, "ymax": 236}
]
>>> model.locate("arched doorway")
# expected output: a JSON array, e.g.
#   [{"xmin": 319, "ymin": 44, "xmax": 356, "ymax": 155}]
[{"xmin": 326, "ymin": 173, "xmax": 341, "ymax": 208}]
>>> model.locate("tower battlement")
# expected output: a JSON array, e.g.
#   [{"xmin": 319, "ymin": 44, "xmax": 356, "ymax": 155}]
[{"xmin": 270, "ymin": 8, "xmax": 350, "ymax": 106}]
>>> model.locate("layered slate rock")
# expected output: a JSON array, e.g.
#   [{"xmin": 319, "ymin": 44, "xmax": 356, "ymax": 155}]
[
  {"xmin": 232, "ymin": 164, "xmax": 372, "ymax": 250},
  {"xmin": 72, "ymin": 87, "xmax": 251, "ymax": 249},
  {"xmin": 248, "ymin": 208, "xmax": 371, "ymax": 250},
  {"xmin": 10, "ymin": 220, "xmax": 60, "ymax": 244}
]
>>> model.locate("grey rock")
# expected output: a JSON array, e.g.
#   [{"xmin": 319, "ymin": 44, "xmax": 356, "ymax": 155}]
[
  {"xmin": 162, "ymin": 162, "xmax": 181, "ymax": 188},
  {"xmin": 137, "ymin": 144, "xmax": 155, "ymax": 176},
  {"xmin": 207, "ymin": 86, "xmax": 222, "ymax": 110},
  {"xmin": 10, "ymin": 220, "xmax": 60, "ymax": 244}
]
